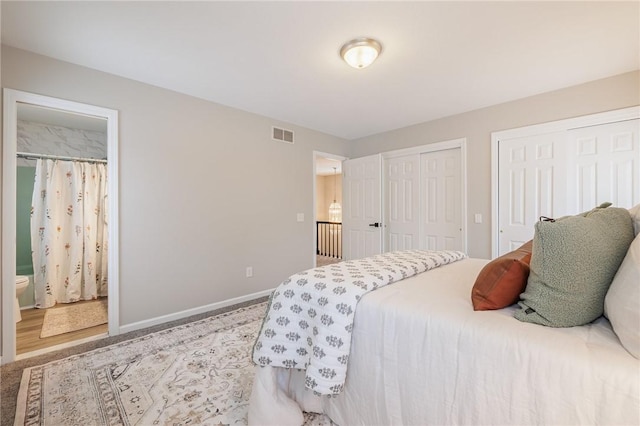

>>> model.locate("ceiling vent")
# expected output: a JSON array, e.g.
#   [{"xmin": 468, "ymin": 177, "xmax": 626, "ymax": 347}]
[{"xmin": 272, "ymin": 126, "xmax": 294, "ymax": 144}]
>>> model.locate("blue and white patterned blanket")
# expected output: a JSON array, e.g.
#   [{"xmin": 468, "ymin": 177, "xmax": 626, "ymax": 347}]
[{"xmin": 252, "ymin": 249, "xmax": 467, "ymax": 395}]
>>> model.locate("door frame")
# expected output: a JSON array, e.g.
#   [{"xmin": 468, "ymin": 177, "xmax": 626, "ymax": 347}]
[
  {"xmin": 312, "ymin": 151, "xmax": 348, "ymax": 267},
  {"xmin": 2, "ymin": 89, "xmax": 120, "ymax": 364},
  {"xmin": 491, "ymin": 106, "xmax": 640, "ymax": 258},
  {"xmin": 381, "ymin": 138, "xmax": 468, "ymax": 253}
]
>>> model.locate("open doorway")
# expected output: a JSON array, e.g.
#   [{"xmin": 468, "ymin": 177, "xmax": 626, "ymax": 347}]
[
  {"xmin": 16, "ymin": 104, "xmax": 108, "ymax": 357},
  {"xmin": 3, "ymin": 89, "xmax": 119, "ymax": 364},
  {"xmin": 313, "ymin": 152, "xmax": 346, "ymax": 267}
]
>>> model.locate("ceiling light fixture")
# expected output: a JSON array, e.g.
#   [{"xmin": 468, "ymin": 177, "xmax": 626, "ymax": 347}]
[{"xmin": 340, "ymin": 37, "xmax": 382, "ymax": 69}]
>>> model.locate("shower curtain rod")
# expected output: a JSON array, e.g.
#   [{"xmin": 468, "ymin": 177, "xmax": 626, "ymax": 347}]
[{"xmin": 17, "ymin": 151, "xmax": 107, "ymax": 164}]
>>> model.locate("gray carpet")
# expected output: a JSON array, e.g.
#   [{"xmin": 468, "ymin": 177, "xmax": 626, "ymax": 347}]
[{"xmin": 0, "ymin": 296, "xmax": 268, "ymax": 426}]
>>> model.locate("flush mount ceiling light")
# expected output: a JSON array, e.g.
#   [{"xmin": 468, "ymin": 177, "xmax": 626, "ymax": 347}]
[{"xmin": 340, "ymin": 37, "xmax": 382, "ymax": 69}]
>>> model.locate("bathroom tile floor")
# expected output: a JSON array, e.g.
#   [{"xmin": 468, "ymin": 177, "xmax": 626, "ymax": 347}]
[{"xmin": 16, "ymin": 300, "xmax": 108, "ymax": 355}]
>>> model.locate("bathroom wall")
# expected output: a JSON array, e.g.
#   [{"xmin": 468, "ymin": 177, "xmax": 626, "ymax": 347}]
[
  {"xmin": 17, "ymin": 119, "xmax": 107, "ymax": 165},
  {"xmin": 16, "ymin": 167, "xmax": 35, "ymax": 307},
  {"xmin": 15, "ymin": 120, "xmax": 107, "ymax": 308}
]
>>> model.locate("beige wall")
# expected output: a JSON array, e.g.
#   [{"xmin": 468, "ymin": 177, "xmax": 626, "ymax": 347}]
[
  {"xmin": 1, "ymin": 46, "xmax": 349, "ymax": 331},
  {"xmin": 315, "ymin": 176, "xmax": 327, "ymax": 221},
  {"xmin": 1, "ymin": 44, "xmax": 638, "ymax": 347},
  {"xmin": 316, "ymin": 174, "xmax": 342, "ymax": 222},
  {"xmin": 349, "ymin": 70, "xmax": 640, "ymax": 258}
]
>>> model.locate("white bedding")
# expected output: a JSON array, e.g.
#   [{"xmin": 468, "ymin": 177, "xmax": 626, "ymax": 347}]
[
  {"xmin": 249, "ymin": 258, "xmax": 640, "ymax": 425},
  {"xmin": 252, "ymin": 250, "xmax": 466, "ymax": 395}
]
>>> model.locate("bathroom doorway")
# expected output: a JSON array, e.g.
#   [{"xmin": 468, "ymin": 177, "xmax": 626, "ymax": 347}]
[{"xmin": 2, "ymin": 89, "xmax": 119, "ymax": 363}]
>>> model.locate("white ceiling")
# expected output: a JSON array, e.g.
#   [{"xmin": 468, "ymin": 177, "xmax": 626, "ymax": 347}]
[{"xmin": 2, "ymin": 1, "xmax": 638, "ymax": 140}]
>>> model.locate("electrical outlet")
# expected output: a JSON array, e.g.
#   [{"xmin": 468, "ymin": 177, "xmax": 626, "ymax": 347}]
[
  {"xmin": 246, "ymin": 266, "xmax": 253, "ymax": 278},
  {"xmin": 474, "ymin": 213, "xmax": 482, "ymax": 224}
]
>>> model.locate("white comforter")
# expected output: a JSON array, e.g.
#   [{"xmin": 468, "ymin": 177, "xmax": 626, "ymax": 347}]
[
  {"xmin": 249, "ymin": 258, "xmax": 640, "ymax": 426},
  {"xmin": 252, "ymin": 250, "xmax": 467, "ymax": 395}
]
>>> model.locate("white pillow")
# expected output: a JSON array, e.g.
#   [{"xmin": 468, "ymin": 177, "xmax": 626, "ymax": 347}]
[
  {"xmin": 604, "ymin": 233, "xmax": 640, "ymax": 359},
  {"xmin": 630, "ymin": 204, "xmax": 640, "ymax": 236}
]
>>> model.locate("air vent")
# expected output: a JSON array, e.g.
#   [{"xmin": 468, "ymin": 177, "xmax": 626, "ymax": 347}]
[{"xmin": 272, "ymin": 126, "xmax": 294, "ymax": 144}]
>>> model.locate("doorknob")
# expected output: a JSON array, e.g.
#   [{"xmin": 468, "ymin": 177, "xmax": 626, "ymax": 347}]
[{"xmin": 368, "ymin": 222, "xmax": 380, "ymax": 227}]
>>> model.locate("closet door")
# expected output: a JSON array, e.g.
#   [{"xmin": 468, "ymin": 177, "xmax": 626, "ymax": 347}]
[
  {"xmin": 420, "ymin": 148, "xmax": 463, "ymax": 251},
  {"xmin": 497, "ymin": 132, "xmax": 567, "ymax": 255},
  {"xmin": 496, "ymin": 116, "xmax": 639, "ymax": 257},
  {"xmin": 567, "ymin": 119, "xmax": 640, "ymax": 212},
  {"xmin": 385, "ymin": 154, "xmax": 420, "ymax": 251}
]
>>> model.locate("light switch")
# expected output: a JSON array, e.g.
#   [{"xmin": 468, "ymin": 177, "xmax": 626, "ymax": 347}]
[
  {"xmin": 474, "ymin": 213, "xmax": 482, "ymax": 224},
  {"xmin": 297, "ymin": 213, "xmax": 304, "ymax": 222}
]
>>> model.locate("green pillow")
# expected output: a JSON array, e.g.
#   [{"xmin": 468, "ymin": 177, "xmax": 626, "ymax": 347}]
[{"xmin": 514, "ymin": 205, "xmax": 634, "ymax": 327}]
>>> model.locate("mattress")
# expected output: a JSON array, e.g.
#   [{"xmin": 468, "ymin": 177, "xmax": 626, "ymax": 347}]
[{"xmin": 249, "ymin": 258, "xmax": 640, "ymax": 425}]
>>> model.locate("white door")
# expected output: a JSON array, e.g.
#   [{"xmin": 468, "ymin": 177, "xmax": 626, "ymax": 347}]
[
  {"xmin": 493, "ymin": 107, "xmax": 639, "ymax": 257},
  {"xmin": 342, "ymin": 154, "xmax": 383, "ymax": 260},
  {"xmin": 386, "ymin": 154, "xmax": 420, "ymax": 251},
  {"xmin": 497, "ymin": 131, "xmax": 567, "ymax": 255},
  {"xmin": 567, "ymin": 119, "xmax": 640, "ymax": 212},
  {"xmin": 420, "ymin": 148, "xmax": 463, "ymax": 251},
  {"xmin": 497, "ymin": 120, "xmax": 640, "ymax": 256}
]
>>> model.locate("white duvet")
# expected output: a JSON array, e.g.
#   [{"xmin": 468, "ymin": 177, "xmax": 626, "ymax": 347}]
[
  {"xmin": 249, "ymin": 258, "xmax": 640, "ymax": 426},
  {"xmin": 252, "ymin": 250, "xmax": 466, "ymax": 395}
]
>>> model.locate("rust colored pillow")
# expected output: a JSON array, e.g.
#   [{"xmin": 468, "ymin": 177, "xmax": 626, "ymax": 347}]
[{"xmin": 472, "ymin": 241, "xmax": 533, "ymax": 311}]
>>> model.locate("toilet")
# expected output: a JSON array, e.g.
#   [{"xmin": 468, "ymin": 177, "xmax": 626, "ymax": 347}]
[{"xmin": 15, "ymin": 276, "xmax": 29, "ymax": 322}]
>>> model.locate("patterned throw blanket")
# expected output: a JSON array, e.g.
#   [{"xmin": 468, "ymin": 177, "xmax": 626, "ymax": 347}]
[{"xmin": 252, "ymin": 250, "xmax": 467, "ymax": 395}]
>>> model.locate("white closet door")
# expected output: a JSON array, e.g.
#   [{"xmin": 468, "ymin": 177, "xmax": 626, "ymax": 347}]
[
  {"xmin": 342, "ymin": 154, "xmax": 382, "ymax": 260},
  {"xmin": 386, "ymin": 154, "xmax": 420, "ymax": 251},
  {"xmin": 493, "ymin": 107, "xmax": 640, "ymax": 258},
  {"xmin": 420, "ymin": 148, "xmax": 463, "ymax": 251},
  {"xmin": 567, "ymin": 119, "xmax": 640, "ymax": 212},
  {"xmin": 497, "ymin": 132, "xmax": 567, "ymax": 255}
]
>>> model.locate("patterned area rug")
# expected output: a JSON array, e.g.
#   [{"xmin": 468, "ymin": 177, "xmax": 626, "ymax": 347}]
[
  {"xmin": 40, "ymin": 299, "xmax": 108, "ymax": 338},
  {"xmin": 15, "ymin": 302, "xmax": 333, "ymax": 426}
]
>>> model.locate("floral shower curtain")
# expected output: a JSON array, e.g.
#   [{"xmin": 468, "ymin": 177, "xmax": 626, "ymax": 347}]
[{"xmin": 31, "ymin": 159, "xmax": 108, "ymax": 308}]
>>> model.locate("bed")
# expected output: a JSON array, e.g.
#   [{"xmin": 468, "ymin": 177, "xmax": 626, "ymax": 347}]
[{"xmin": 249, "ymin": 205, "xmax": 640, "ymax": 425}]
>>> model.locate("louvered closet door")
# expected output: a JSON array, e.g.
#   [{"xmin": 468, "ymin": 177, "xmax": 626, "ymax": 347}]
[
  {"xmin": 386, "ymin": 154, "xmax": 420, "ymax": 251},
  {"xmin": 497, "ymin": 132, "xmax": 567, "ymax": 256},
  {"xmin": 567, "ymin": 119, "xmax": 640, "ymax": 212}
]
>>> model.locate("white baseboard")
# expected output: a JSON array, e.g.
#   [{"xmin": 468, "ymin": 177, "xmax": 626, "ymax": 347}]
[{"xmin": 118, "ymin": 289, "xmax": 273, "ymax": 335}]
